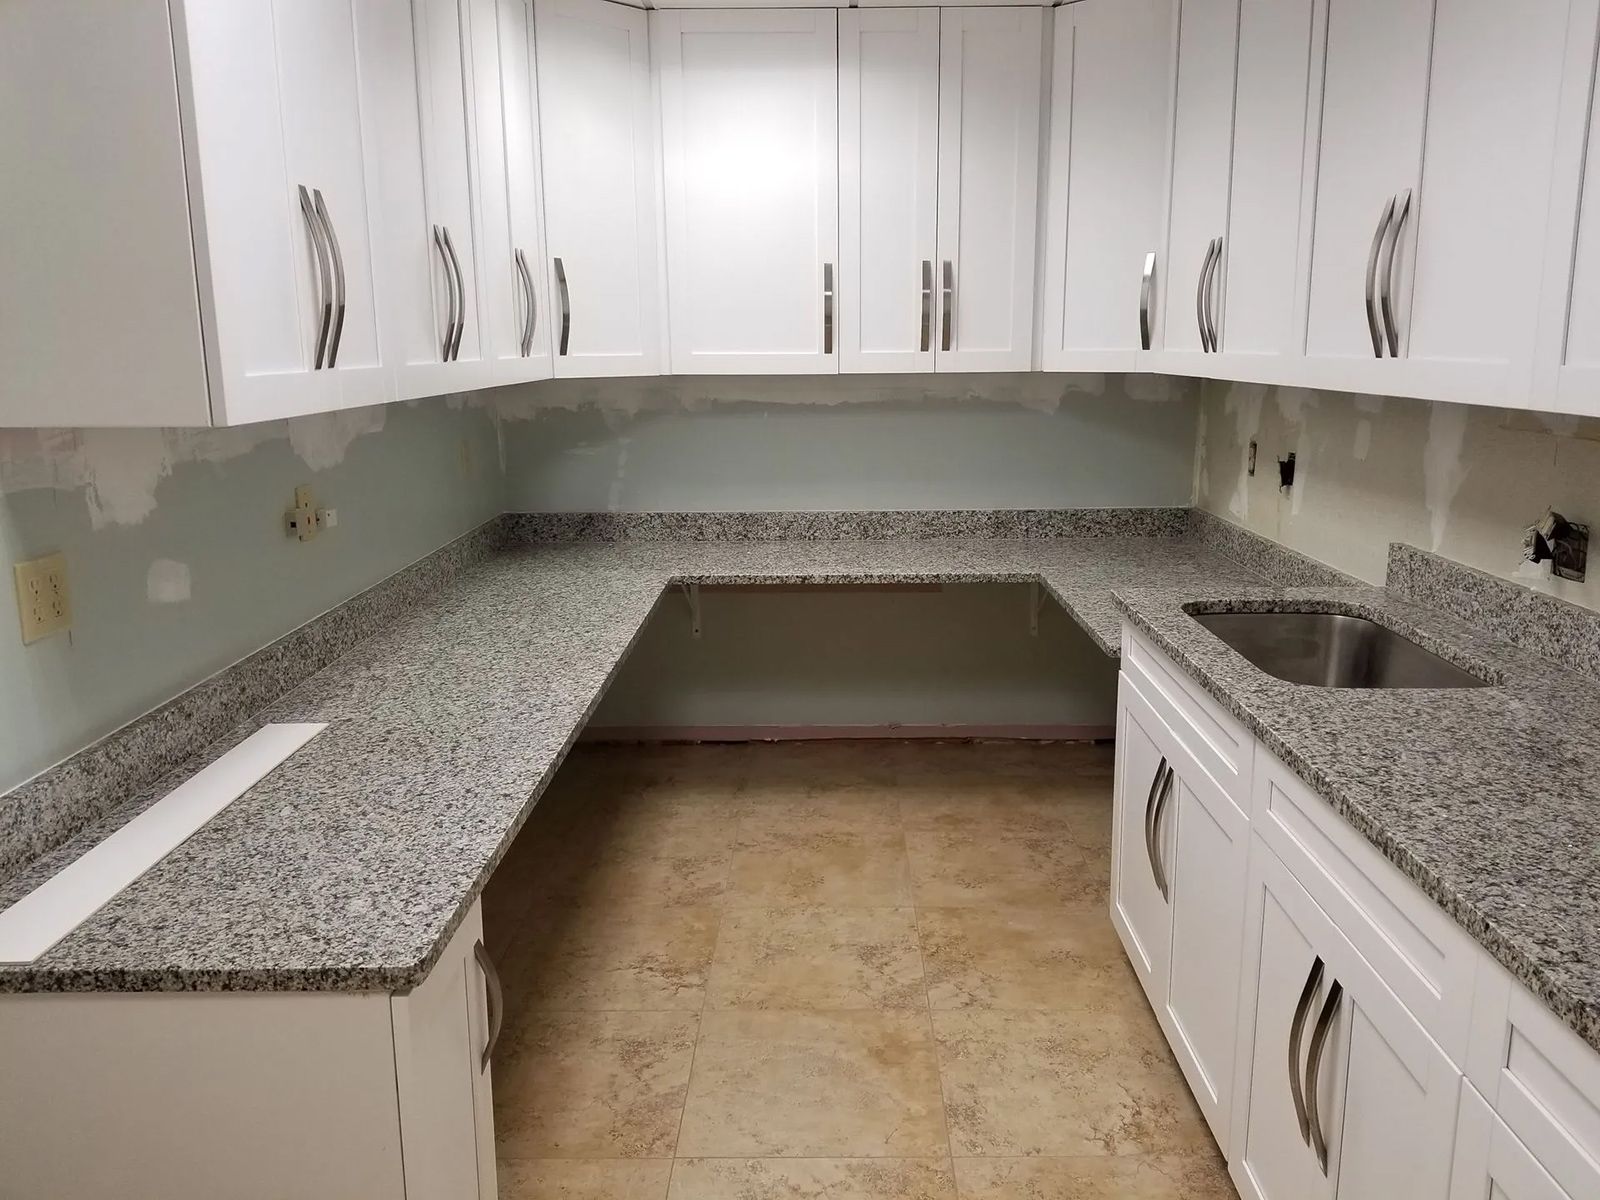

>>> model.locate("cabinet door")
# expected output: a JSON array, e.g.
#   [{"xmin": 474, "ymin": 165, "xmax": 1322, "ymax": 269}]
[
  {"xmin": 1401, "ymin": 0, "xmax": 1574, "ymax": 408},
  {"xmin": 414, "ymin": 0, "xmax": 485, "ymax": 371},
  {"xmin": 655, "ymin": 8, "xmax": 839, "ymax": 374},
  {"xmin": 180, "ymin": 0, "xmax": 392, "ymax": 424},
  {"xmin": 1530, "ymin": 2, "xmax": 1600, "ymax": 416},
  {"xmin": 838, "ymin": 8, "xmax": 940, "ymax": 374},
  {"xmin": 1039, "ymin": 0, "xmax": 1175, "ymax": 371},
  {"xmin": 1163, "ymin": 748, "xmax": 1250, "ymax": 1147},
  {"xmin": 536, "ymin": 0, "xmax": 663, "ymax": 377},
  {"xmin": 1301, "ymin": 0, "xmax": 1432, "ymax": 368},
  {"xmin": 1449, "ymin": 1085, "xmax": 1574, "ymax": 1200},
  {"xmin": 470, "ymin": 0, "xmax": 554, "ymax": 385},
  {"xmin": 933, "ymin": 6, "xmax": 1043, "ymax": 373},
  {"xmin": 1111, "ymin": 672, "xmax": 1176, "ymax": 1007},
  {"xmin": 392, "ymin": 901, "xmax": 499, "ymax": 1200},
  {"xmin": 1157, "ymin": 0, "xmax": 1239, "ymax": 360},
  {"xmin": 1231, "ymin": 841, "xmax": 1459, "ymax": 1200},
  {"xmin": 1218, "ymin": 0, "xmax": 1320, "ymax": 366}
]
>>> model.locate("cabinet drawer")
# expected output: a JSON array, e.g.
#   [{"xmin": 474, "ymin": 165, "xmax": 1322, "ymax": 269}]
[
  {"xmin": 1121, "ymin": 624, "xmax": 1253, "ymax": 810},
  {"xmin": 1466, "ymin": 960, "xmax": 1600, "ymax": 1200},
  {"xmin": 1451, "ymin": 1080, "xmax": 1581, "ymax": 1200},
  {"xmin": 1252, "ymin": 749, "xmax": 1478, "ymax": 1063}
]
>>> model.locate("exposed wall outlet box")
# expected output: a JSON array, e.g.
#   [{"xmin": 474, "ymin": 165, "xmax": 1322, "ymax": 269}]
[
  {"xmin": 286, "ymin": 485, "xmax": 319, "ymax": 542},
  {"xmin": 15, "ymin": 553, "xmax": 71, "ymax": 644}
]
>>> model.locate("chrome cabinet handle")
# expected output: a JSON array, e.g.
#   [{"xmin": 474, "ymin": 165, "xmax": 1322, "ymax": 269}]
[
  {"xmin": 1380, "ymin": 189, "xmax": 1412, "ymax": 359},
  {"xmin": 473, "ymin": 939, "xmax": 503, "ymax": 1074},
  {"xmin": 1364, "ymin": 195, "xmax": 1396, "ymax": 358},
  {"xmin": 1205, "ymin": 236, "xmax": 1223, "ymax": 352},
  {"xmin": 1149, "ymin": 765, "xmax": 1174, "ymax": 900},
  {"xmin": 920, "ymin": 259, "xmax": 933, "ymax": 353},
  {"xmin": 1141, "ymin": 757, "xmax": 1167, "ymax": 895},
  {"xmin": 1288, "ymin": 956, "xmax": 1324, "ymax": 1145},
  {"xmin": 554, "ymin": 256, "xmax": 571, "ymax": 356},
  {"xmin": 299, "ymin": 185, "xmax": 332, "ymax": 370},
  {"xmin": 1305, "ymin": 978, "xmax": 1344, "ymax": 1175},
  {"xmin": 441, "ymin": 225, "xmax": 466, "ymax": 361},
  {"xmin": 1195, "ymin": 240, "xmax": 1218, "ymax": 352},
  {"xmin": 1195, "ymin": 240, "xmax": 1215, "ymax": 351},
  {"xmin": 432, "ymin": 224, "xmax": 457, "ymax": 362},
  {"xmin": 823, "ymin": 262, "xmax": 835, "ymax": 354},
  {"xmin": 514, "ymin": 248, "xmax": 536, "ymax": 357},
  {"xmin": 1139, "ymin": 252, "xmax": 1156, "ymax": 351},
  {"xmin": 941, "ymin": 260, "xmax": 954, "ymax": 352},
  {"xmin": 313, "ymin": 190, "xmax": 346, "ymax": 369}
]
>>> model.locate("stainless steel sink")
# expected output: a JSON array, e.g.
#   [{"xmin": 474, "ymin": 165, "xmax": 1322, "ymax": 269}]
[{"xmin": 1190, "ymin": 610, "xmax": 1489, "ymax": 688}]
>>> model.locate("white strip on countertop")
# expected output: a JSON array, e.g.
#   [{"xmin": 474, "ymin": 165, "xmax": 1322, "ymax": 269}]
[{"xmin": 0, "ymin": 723, "xmax": 326, "ymax": 965}]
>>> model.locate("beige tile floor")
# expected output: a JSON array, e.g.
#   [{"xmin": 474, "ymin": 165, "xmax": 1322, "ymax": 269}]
[{"xmin": 482, "ymin": 741, "xmax": 1237, "ymax": 1200}]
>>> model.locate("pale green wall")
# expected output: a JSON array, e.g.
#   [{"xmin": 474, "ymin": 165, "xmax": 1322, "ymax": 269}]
[
  {"xmin": 496, "ymin": 373, "xmax": 1199, "ymax": 512},
  {"xmin": 0, "ymin": 400, "xmax": 503, "ymax": 792}
]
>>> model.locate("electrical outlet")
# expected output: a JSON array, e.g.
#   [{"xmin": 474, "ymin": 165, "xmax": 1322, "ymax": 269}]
[
  {"xmin": 15, "ymin": 553, "xmax": 71, "ymax": 644},
  {"xmin": 286, "ymin": 485, "xmax": 319, "ymax": 542}
]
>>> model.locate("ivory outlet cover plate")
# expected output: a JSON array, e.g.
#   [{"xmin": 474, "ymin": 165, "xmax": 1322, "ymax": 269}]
[{"xmin": 15, "ymin": 553, "xmax": 71, "ymax": 644}]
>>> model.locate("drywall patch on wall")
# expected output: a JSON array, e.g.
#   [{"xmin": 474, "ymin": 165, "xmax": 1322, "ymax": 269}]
[
  {"xmin": 1423, "ymin": 402, "xmax": 1470, "ymax": 551},
  {"xmin": 1222, "ymin": 383, "xmax": 1267, "ymax": 520},
  {"xmin": 80, "ymin": 430, "xmax": 171, "ymax": 529},
  {"xmin": 1194, "ymin": 379, "xmax": 1600, "ymax": 612},
  {"xmin": 146, "ymin": 559, "xmax": 191, "ymax": 604},
  {"xmin": 286, "ymin": 406, "xmax": 388, "ymax": 471}
]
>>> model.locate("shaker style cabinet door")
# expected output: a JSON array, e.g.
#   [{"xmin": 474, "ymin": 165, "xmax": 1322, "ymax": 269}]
[
  {"xmin": 932, "ymin": 6, "xmax": 1043, "ymax": 373},
  {"xmin": 1214, "ymin": 0, "xmax": 1321, "ymax": 371},
  {"xmin": 838, "ymin": 8, "xmax": 940, "ymax": 373},
  {"xmin": 1299, "ymin": 0, "xmax": 1431, "ymax": 376},
  {"xmin": 1111, "ymin": 672, "xmax": 1177, "ymax": 1007},
  {"xmin": 1449, "ymin": 1086, "xmax": 1575, "ymax": 1200},
  {"xmin": 1038, "ymin": 0, "xmax": 1175, "ymax": 372},
  {"xmin": 654, "ymin": 8, "xmax": 840, "ymax": 375},
  {"xmin": 1230, "ymin": 842, "xmax": 1459, "ymax": 1200},
  {"xmin": 1155, "ymin": 0, "xmax": 1239, "ymax": 364},
  {"xmin": 469, "ymin": 0, "xmax": 554, "ymax": 385},
  {"xmin": 536, "ymin": 0, "xmax": 664, "ymax": 377}
]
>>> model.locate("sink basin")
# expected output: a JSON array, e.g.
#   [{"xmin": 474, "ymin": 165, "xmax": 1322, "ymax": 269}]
[{"xmin": 1191, "ymin": 610, "xmax": 1489, "ymax": 689}]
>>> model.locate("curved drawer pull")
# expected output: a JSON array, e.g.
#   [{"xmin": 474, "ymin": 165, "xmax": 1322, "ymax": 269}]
[
  {"xmin": 1306, "ymin": 977, "xmax": 1344, "ymax": 1175},
  {"xmin": 1142, "ymin": 757, "xmax": 1167, "ymax": 895},
  {"xmin": 473, "ymin": 939, "xmax": 503, "ymax": 1074},
  {"xmin": 441, "ymin": 225, "xmax": 466, "ymax": 361},
  {"xmin": 1379, "ymin": 189, "xmax": 1412, "ymax": 359},
  {"xmin": 554, "ymin": 256, "xmax": 571, "ymax": 356},
  {"xmin": 1149, "ymin": 765, "xmax": 1174, "ymax": 900},
  {"xmin": 1195, "ymin": 239, "xmax": 1217, "ymax": 351},
  {"xmin": 299, "ymin": 185, "xmax": 332, "ymax": 370},
  {"xmin": 433, "ymin": 224, "xmax": 457, "ymax": 363},
  {"xmin": 1364, "ymin": 195, "xmax": 1396, "ymax": 358},
  {"xmin": 312, "ymin": 189, "xmax": 346, "ymax": 369},
  {"xmin": 1288, "ymin": 955, "xmax": 1324, "ymax": 1144},
  {"xmin": 1139, "ymin": 252, "xmax": 1156, "ymax": 351}
]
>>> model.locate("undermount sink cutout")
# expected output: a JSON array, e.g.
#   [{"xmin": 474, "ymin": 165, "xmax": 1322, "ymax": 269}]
[{"xmin": 1191, "ymin": 610, "xmax": 1489, "ymax": 689}]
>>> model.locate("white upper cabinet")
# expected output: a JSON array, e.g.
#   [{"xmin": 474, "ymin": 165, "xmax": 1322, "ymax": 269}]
[
  {"xmin": 1039, "ymin": 0, "xmax": 1175, "ymax": 372},
  {"xmin": 838, "ymin": 9, "xmax": 941, "ymax": 373},
  {"xmin": 1300, "ymin": 0, "xmax": 1432, "ymax": 375},
  {"xmin": 412, "ymin": 0, "xmax": 486, "ymax": 378},
  {"xmin": 1213, "ymin": 0, "xmax": 1320, "ymax": 372},
  {"xmin": 933, "ymin": 7, "xmax": 1044, "ymax": 372},
  {"xmin": 469, "ymin": 0, "xmax": 555, "ymax": 385},
  {"xmin": 536, "ymin": 0, "xmax": 664, "ymax": 377},
  {"xmin": 655, "ymin": 9, "xmax": 840, "ymax": 374},
  {"xmin": 1, "ymin": 0, "xmax": 392, "ymax": 428},
  {"xmin": 1156, "ymin": 0, "xmax": 1239, "ymax": 363},
  {"xmin": 1530, "ymin": 2, "xmax": 1600, "ymax": 416}
]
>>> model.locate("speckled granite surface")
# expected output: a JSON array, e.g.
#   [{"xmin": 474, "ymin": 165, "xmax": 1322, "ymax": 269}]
[
  {"xmin": 0, "ymin": 518, "xmax": 511, "ymax": 885},
  {"xmin": 1114, "ymin": 582, "xmax": 1600, "ymax": 1054},
  {"xmin": 0, "ymin": 532, "xmax": 1259, "ymax": 995}
]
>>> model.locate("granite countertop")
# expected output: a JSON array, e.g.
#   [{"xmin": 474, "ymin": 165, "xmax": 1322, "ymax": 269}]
[
  {"xmin": 0, "ymin": 534, "xmax": 1261, "ymax": 995},
  {"xmin": 1114, "ymin": 583, "xmax": 1600, "ymax": 1054}
]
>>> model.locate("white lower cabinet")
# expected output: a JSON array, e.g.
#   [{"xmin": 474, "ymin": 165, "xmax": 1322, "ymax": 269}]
[
  {"xmin": 1230, "ymin": 837, "xmax": 1459, "ymax": 1200},
  {"xmin": 0, "ymin": 901, "xmax": 500, "ymax": 1200},
  {"xmin": 1114, "ymin": 624, "xmax": 1600, "ymax": 1200},
  {"xmin": 1451, "ymin": 1084, "xmax": 1575, "ymax": 1200},
  {"xmin": 1111, "ymin": 666, "xmax": 1250, "ymax": 1147}
]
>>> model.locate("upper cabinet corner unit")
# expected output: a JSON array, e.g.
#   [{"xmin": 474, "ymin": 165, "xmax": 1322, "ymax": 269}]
[
  {"xmin": 654, "ymin": 4, "xmax": 1044, "ymax": 376},
  {"xmin": 1, "ymin": 0, "xmax": 391, "ymax": 428}
]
